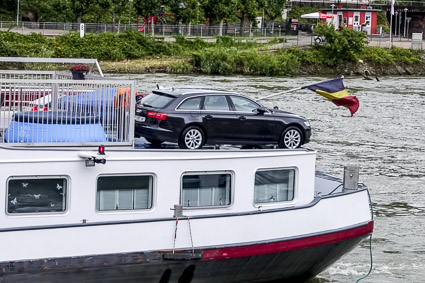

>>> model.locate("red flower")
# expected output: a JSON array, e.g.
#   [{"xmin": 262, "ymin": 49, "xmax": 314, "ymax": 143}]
[{"xmin": 69, "ymin": 64, "xmax": 90, "ymax": 72}]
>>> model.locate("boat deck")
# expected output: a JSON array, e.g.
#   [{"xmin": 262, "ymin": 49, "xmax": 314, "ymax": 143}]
[{"xmin": 133, "ymin": 137, "xmax": 282, "ymax": 150}]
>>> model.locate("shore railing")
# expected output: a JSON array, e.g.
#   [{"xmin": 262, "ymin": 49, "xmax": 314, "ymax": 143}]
[{"xmin": 1, "ymin": 21, "xmax": 290, "ymax": 38}]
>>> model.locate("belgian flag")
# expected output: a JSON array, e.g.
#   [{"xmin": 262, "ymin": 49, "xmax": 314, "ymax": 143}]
[{"xmin": 302, "ymin": 78, "xmax": 359, "ymax": 116}]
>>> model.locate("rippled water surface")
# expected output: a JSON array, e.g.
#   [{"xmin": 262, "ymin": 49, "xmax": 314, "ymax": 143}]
[{"xmin": 125, "ymin": 74, "xmax": 425, "ymax": 282}]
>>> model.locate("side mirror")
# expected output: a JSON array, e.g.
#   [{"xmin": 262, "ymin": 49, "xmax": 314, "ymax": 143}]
[{"xmin": 255, "ymin": 107, "xmax": 267, "ymax": 114}]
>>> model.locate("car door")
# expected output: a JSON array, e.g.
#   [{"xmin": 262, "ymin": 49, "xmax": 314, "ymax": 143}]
[
  {"xmin": 201, "ymin": 95, "xmax": 237, "ymax": 143},
  {"xmin": 229, "ymin": 95, "xmax": 277, "ymax": 143},
  {"xmin": 176, "ymin": 96, "xmax": 202, "ymax": 121}
]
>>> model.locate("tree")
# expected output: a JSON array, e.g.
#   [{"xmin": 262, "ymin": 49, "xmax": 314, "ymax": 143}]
[
  {"xmin": 134, "ymin": 0, "xmax": 160, "ymax": 20},
  {"xmin": 236, "ymin": 0, "xmax": 260, "ymax": 35},
  {"xmin": 264, "ymin": 0, "xmax": 286, "ymax": 34},
  {"xmin": 19, "ymin": 0, "xmax": 73, "ymax": 22},
  {"xmin": 110, "ymin": 0, "xmax": 128, "ymax": 25},
  {"xmin": 201, "ymin": 0, "xmax": 237, "ymax": 36},
  {"xmin": 69, "ymin": 0, "xmax": 111, "ymax": 23}
]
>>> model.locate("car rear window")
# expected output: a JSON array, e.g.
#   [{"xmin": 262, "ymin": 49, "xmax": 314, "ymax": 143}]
[{"xmin": 140, "ymin": 93, "xmax": 175, "ymax": 109}]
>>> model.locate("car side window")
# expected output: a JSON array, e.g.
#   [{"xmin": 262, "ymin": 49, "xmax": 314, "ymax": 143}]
[
  {"xmin": 203, "ymin": 95, "xmax": 230, "ymax": 111},
  {"xmin": 177, "ymin": 97, "xmax": 202, "ymax": 110},
  {"xmin": 230, "ymin": 96, "xmax": 261, "ymax": 112}
]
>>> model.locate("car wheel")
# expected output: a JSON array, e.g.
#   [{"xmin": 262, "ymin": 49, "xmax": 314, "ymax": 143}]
[
  {"xmin": 279, "ymin": 126, "xmax": 303, "ymax": 149},
  {"xmin": 145, "ymin": 138, "xmax": 164, "ymax": 145},
  {"xmin": 179, "ymin": 126, "xmax": 205, "ymax": 149}
]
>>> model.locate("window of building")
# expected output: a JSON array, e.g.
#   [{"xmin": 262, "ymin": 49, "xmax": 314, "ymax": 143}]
[
  {"xmin": 177, "ymin": 97, "xmax": 202, "ymax": 110},
  {"xmin": 97, "ymin": 175, "xmax": 153, "ymax": 211},
  {"xmin": 7, "ymin": 177, "xmax": 68, "ymax": 214},
  {"xmin": 254, "ymin": 169, "xmax": 295, "ymax": 204},
  {"xmin": 365, "ymin": 15, "xmax": 371, "ymax": 27},
  {"xmin": 181, "ymin": 172, "xmax": 232, "ymax": 207}
]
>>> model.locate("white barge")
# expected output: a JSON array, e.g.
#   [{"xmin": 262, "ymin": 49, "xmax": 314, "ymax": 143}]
[{"xmin": 0, "ymin": 62, "xmax": 373, "ymax": 282}]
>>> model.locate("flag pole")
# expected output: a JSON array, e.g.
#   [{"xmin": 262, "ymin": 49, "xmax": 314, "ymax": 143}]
[
  {"xmin": 255, "ymin": 76, "xmax": 345, "ymax": 102},
  {"xmin": 255, "ymin": 87, "xmax": 302, "ymax": 102}
]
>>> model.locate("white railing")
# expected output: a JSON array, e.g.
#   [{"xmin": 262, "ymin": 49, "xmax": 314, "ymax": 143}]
[{"xmin": 0, "ymin": 74, "xmax": 135, "ymax": 146}]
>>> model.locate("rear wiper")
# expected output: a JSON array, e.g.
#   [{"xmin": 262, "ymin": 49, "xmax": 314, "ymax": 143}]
[{"xmin": 142, "ymin": 103, "xmax": 153, "ymax": 107}]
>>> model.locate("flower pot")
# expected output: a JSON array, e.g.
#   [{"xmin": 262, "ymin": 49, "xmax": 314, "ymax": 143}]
[{"xmin": 72, "ymin": 71, "xmax": 85, "ymax": 80}]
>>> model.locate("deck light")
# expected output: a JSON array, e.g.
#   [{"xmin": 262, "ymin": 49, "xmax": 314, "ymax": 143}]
[{"xmin": 98, "ymin": 145, "xmax": 105, "ymax": 155}]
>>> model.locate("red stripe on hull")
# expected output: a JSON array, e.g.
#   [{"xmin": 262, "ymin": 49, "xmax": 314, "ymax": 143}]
[{"xmin": 203, "ymin": 221, "xmax": 373, "ymax": 260}]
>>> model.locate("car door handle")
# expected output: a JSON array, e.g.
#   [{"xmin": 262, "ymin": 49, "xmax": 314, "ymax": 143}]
[
  {"xmin": 205, "ymin": 115, "xmax": 213, "ymax": 120},
  {"xmin": 238, "ymin": 116, "xmax": 246, "ymax": 120}
]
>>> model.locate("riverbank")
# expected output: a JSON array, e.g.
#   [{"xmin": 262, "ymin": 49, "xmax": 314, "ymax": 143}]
[
  {"xmin": 1, "ymin": 28, "xmax": 425, "ymax": 77},
  {"xmin": 97, "ymin": 57, "xmax": 425, "ymax": 77}
]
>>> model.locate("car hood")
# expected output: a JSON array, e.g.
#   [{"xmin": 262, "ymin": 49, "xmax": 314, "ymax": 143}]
[{"xmin": 269, "ymin": 109, "xmax": 307, "ymax": 120}]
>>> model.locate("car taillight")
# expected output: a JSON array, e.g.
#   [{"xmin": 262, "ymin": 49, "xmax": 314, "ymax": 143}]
[{"xmin": 147, "ymin": 112, "xmax": 168, "ymax": 120}]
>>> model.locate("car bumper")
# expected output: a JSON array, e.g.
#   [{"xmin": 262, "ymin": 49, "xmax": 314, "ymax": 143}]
[
  {"xmin": 135, "ymin": 122, "xmax": 178, "ymax": 142},
  {"xmin": 304, "ymin": 128, "xmax": 312, "ymax": 144}
]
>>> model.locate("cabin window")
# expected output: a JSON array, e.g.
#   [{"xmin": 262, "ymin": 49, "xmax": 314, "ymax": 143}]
[
  {"xmin": 254, "ymin": 169, "xmax": 295, "ymax": 204},
  {"xmin": 7, "ymin": 177, "xmax": 67, "ymax": 214},
  {"xmin": 181, "ymin": 172, "xmax": 232, "ymax": 207},
  {"xmin": 97, "ymin": 175, "xmax": 153, "ymax": 211}
]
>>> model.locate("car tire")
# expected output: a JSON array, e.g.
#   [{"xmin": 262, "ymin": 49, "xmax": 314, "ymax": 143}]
[
  {"xmin": 279, "ymin": 126, "xmax": 303, "ymax": 149},
  {"xmin": 178, "ymin": 126, "xmax": 205, "ymax": 149},
  {"xmin": 145, "ymin": 138, "xmax": 164, "ymax": 145}
]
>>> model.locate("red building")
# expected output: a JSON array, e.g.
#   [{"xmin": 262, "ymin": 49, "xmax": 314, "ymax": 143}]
[{"xmin": 322, "ymin": 7, "xmax": 380, "ymax": 35}]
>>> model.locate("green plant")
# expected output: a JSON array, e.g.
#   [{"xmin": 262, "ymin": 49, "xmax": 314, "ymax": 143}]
[
  {"xmin": 313, "ymin": 23, "xmax": 367, "ymax": 65},
  {"xmin": 168, "ymin": 61, "xmax": 194, "ymax": 73}
]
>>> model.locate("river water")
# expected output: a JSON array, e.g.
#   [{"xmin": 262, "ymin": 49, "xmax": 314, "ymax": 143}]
[{"xmin": 126, "ymin": 73, "xmax": 425, "ymax": 282}]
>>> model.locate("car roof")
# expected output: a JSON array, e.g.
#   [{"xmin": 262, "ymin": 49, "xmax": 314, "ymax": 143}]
[{"xmin": 152, "ymin": 87, "xmax": 240, "ymax": 97}]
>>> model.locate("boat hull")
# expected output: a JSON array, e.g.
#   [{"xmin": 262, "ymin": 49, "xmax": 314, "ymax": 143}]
[{"xmin": 0, "ymin": 221, "xmax": 373, "ymax": 283}]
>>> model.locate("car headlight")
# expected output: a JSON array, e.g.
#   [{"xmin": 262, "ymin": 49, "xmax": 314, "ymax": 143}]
[{"xmin": 303, "ymin": 121, "xmax": 310, "ymax": 127}]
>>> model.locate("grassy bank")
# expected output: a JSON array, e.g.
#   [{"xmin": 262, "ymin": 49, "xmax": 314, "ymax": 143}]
[{"xmin": 1, "ymin": 26, "xmax": 424, "ymax": 77}]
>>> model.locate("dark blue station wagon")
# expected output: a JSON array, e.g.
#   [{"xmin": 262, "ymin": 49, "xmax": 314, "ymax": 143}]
[{"xmin": 135, "ymin": 88, "xmax": 311, "ymax": 149}]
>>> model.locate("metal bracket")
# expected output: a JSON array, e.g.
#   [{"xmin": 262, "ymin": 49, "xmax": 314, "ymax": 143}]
[{"xmin": 343, "ymin": 166, "xmax": 359, "ymax": 190}]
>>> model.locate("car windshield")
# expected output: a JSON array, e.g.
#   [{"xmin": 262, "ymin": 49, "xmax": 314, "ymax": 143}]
[{"xmin": 140, "ymin": 93, "xmax": 175, "ymax": 108}]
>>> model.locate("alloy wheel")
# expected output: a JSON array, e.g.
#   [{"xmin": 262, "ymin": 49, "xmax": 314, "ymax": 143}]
[
  {"xmin": 184, "ymin": 128, "xmax": 203, "ymax": 149},
  {"xmin": 283, "ymin": 129, "xmax": 301, "ymax": 149}
]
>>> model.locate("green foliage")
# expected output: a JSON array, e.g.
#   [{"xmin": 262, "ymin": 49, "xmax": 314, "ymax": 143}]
[
  {"xmin": 376, "ymin": 11, "xmax": 388, "ymax": 28},
  {"xmin": 313, "ymin": 23, "xmax": 367, "ymax": 65},
  {"xmin": 168, "ymin": 61, "xmax": 194, "ymax": 73},
  {"xmin": 356, "ymin": 46, "xmax": 421, "ymax": 64},
  {"xmin": 192, "ymin": 48, "xmax": 300, "ymax": 76},
  {"xmin": 389, "ymin": 47, "xmax": 422, "ymax": 64},
  {"xmin": 192, "ymin": 48, "xmax": 236, "ymax": 74},
  {"xmin": 201, "ymin": 0, "xmax": 237, "ymax": 23},
  {"xmin": 289, "ymin": 7, "xmax": 318, "ymax": 24},
  {"xmin": 0, "ymin": 32, "xmax": 53, "ymax": 57},
  {"xmin": 360, "ymin": 46, "xmax": 395, "ymax": 63},
  {"xmin": 282, "ymin": 47, "xmax": 324, "ymax": 65},
  {"xmin": 174, "ymin": 35, "xmax": 211, "ymax": 50}
]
